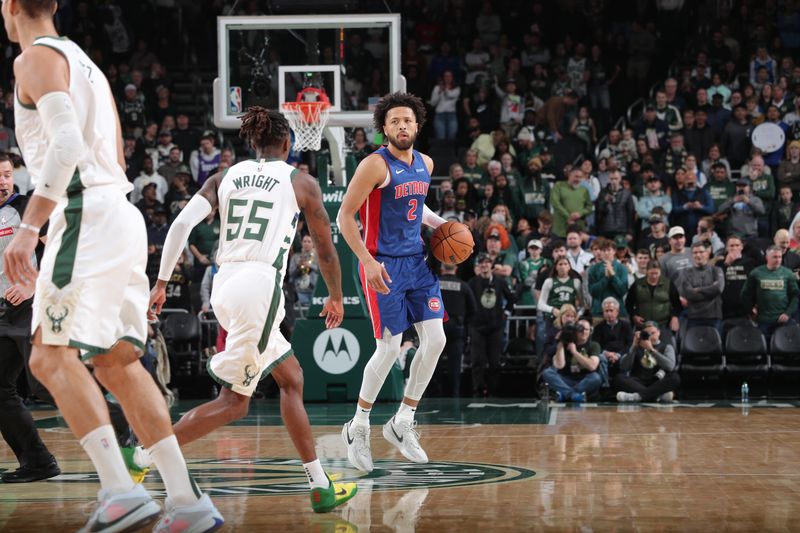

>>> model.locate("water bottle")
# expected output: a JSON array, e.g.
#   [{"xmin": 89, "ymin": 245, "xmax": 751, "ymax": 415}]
[
  {"xmin": 741, "ymin": 381, "xmax": 749, "ymax": 404},
  {"xmin": 542, "ymin": 383, "xmax": 550, "ymax": 408}
]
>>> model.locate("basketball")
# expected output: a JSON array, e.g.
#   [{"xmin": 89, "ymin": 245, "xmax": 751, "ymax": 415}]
[{"xmin": 430, "ymin": 221, "xmax": 474, "ymax": 264}]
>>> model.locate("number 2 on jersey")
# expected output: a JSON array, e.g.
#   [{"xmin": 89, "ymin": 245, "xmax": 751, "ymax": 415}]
[
  {"xmin": 407, "ymin": 198, "xmax": 418, "ymax": 221},
  {"xmin": 226, "ymin": 198, "xmax": 273, "ymax": 241}
]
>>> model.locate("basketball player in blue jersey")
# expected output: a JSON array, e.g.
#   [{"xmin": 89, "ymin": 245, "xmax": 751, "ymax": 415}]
[{"xmin": 337, "ymin": 93, "xmax": 448, "ymax": 472}]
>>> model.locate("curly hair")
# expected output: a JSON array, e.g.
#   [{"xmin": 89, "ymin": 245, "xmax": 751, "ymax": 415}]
[
  {"xmin": 372, "ymin": 92, "xmax": 426, "ymax": 131},
  {"xmin": 19, "ymin": 0, "xmax": 56, "ymax": 17},
  {"xmin": 238, "ymin": 106, "xmax": 291, "ymax": 152}
]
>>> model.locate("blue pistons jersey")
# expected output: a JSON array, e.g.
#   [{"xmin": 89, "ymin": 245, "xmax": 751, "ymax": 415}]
[{"xmin": 358, "ymin": 147, "xmax": 445, "ymax": 339}]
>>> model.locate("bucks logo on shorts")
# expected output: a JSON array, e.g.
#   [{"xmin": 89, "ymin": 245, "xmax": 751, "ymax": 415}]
[
  {"xmin": 45, "ymin": 305, "xmax": 69, "ymax": 334},
  {"xmin": 242, "ymin": 365, "xmax": 258, "ymax": 386}
]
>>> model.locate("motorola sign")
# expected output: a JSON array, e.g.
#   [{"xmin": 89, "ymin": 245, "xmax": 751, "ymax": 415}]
[{"xmin": 313, "ymin": 328, "xmax": 360, "ymax": 375}]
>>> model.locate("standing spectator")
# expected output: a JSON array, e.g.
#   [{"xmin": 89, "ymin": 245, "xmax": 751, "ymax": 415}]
[
  {"xmin": 464, "ymin": 37, "xmax": 491, "ymax": 86},
  {"xmin": 588, "ymin": 44, "xmax": 618, "ymax": 132},
  {"xmin": 706, "ymin": 162, "xmax": 735, "ymax": 212},
  {"xmin": 569, "ymin": 106, "xmax": 597, "ymax": 154},
  {"xmin": 592, "ymin": 298, "xmax": 634, "ymax": 374},
  {"xmin": 551, "ymin": 167, "xmax": 593, "ymax": 237},
  {"xmin": 660, "ymin": 226, "xmax": 693, "ymax": 283},
  {"xmin": 119, "ymin": 83, "xmax": 147, "ymax": 137},
  {"xmin": 596, "ymin": 169, "xmax": 634, "ymax": 240},
  {"xmin": 691, "ymin": 217, "xmax": 724, "ymax": 256},
  {"xmin": 172, "ymin": 114, "xmax": 201, "ymax": 164},
  {"xmin": 494, "ymin": 79, "xmax": 524, "ymax": 139},
  {"xmin": 626, "ymin": 260, "xmax": 681, "ymax": 332},
  {"xmin": 701, "ymin": 144, "xmax": 732, "ymax": 179},
  {"xmin": 0, "ymin": 113, "xmax": 16, "ymax": 151},
  {"xmin": 188, "ymin": 210, "xmax": 220, "ymax": 282},
  {"xmin": 627, "ymin": 21, "xmax": 657, "ymax": 93},
  {"xmin": 635, "ymin": 176, "xmax": 672, "ymax": 232},
  {"xmin": 164, "ymin": 251, "xmax": 193, "ymax": 312},
  {"xmin": 537, "ymin": 257, "xmax": 584, "ymax": 324},
  {"xmin": 717, "ymin": 236, "xmax": 755, "ymax": 320},
  {"xmin": 288, "ymin": 235, "xmax": 319, "ymax": 307},
  {"xmin": 634, "ymin": 103, "xmax": 670, "ymax": 155},
  {"xmin": 135, "ymin": 182, "xmax": 163, "ymax": 222},
  {"xmin": 430, "ymin": 71, "xmax": 460, "ymax": 140},
  {"xmin": 190, "ymin": 134, "xmax": 221, "ymax": 186},
  {"xmin": 639, "ymin": 213, "xmax": 670, "ymax": 257},
  {"xmin": 152, "ymin": 129, "xmax": 178, "ymax": 169},
  {"xmin": 716, "ymin": 177, "xmax": 765, "ymax": 239},
  {"xmin": 587, "ymin": 238, "xmax": 629, "ymax": 323},
  {"xmin": 158, "ymin": 146, "xmax": 184, "ymax": 183},
  {"xmin": 536, "ymin": 90, "xmax": 579, "ymax": 142},
  {"xmin": 750, "ymin": 44, "xmax": 777, "ymax": 86},
  {"xmin": 771, "ymin": 185, "xmax": 799, "ymax": 234},
  {"xmin": 661, "ymin": 133, "xmax": 689, "ymax": 183},
  {"xmin": 777, "ymin": 141, "xmax": 800, "ymax": 198},
  {"xmin": 0, "ymin": 164, "xmax": 60, "ymax": 483},
  {"xmin": 565, "ymin": 227, "xmax": 593, "ymax": 274},
  {"xmin": 439, "ymin": 263, "xmax": 477, "ymax": 398},
  {"xmin": 721, "ymin": 104, "xmax": 753, "ymax": 170},
  {"xmin": 514, "ymin": 157, "xmax": 550, "ymax": 223},
  {"xmin": 671, "ymin": 170, "xmax": 714, "ymax": 236},
  {"xmin": 468, "ymin": 253, "xmax": 514, "ymax": 398},
  {"xmin": 678, "ymin": 242, "xmax": 724, "ymax": 331},
  {"xmin": 741, "ymin": 245, "xmax": 799, "ymax": 341},
  {"xmin": 542, "ymin": 318, "xmax": 602, "ymax": 403},
  {"xmin": 655, "ymin": 90, "xmax": 683, "ymax": 131},
  {"xmin": 685, "ymin": 109, "xmax": 715, "ymax": 161},
  {"xmin": 518, "ymin": 239, "xmax": 549, "ymax": 306},
  {"xmin": 747, "ymin": 154, "xmax": 775, "ymax": 237},
  {"xmin": 614, "ymin": 322, "xmax": 680, "ymax": 403},
  {"xmin": 483, "ymin": 232, "xmax": 518, "ymax": 290}
]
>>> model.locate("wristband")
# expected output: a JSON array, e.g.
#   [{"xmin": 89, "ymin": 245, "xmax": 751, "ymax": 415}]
[{"xmin": 18, "ymin": 223, "xmax": 41, "ymax": 234}]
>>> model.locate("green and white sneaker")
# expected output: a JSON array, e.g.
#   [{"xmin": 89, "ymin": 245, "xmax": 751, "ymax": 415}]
[
  {"xmin": 121, "ymin": 445, "xmax": 151, "ymax": 484},
  {"xmin": 310, "ymin": 474, "xmax": 358, "ymax": 513}
]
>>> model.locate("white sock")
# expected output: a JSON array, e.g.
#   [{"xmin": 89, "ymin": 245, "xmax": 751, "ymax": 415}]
[
  {"xmin": 134, "ymin": 445, "xmax": 152, "ymax": 468},
  {"xmin": 80, "ymin": 425, "xmax": 135, "ymax": 495},
  {"xmin": 396, "ymin": 403, "xmax": 416, "ymax": 423},
  {"xmin": 148, "ymin": 435, "xmax": 200, "ymax": 507},
  {"xmin": 303, "ymin": 459, "xmax": 330, "ymax": 490},
  {"xmin": 353, "ymin": 405, "xmax": 371, "ymax": 426}
]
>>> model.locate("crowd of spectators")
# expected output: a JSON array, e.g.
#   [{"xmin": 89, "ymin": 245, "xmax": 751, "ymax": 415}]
[{"xmin": 1, "ymin": 0, "xmax": 800, "ymax": 400}]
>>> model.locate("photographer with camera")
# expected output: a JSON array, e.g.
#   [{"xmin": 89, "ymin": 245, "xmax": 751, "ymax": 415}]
[
  {"xmin": 468, "ymin": 253, "xmax": 515, "ymax": 398},
  {"xmin": 0, "ymin": 155, "xmax": 60, "ymax": 482},
  {"xmin": 614, "ymin": 322, "xmax": 680, "ymax": 403},
  {"xmin": 715, "ymin": 177, "xmax": 764, "ymax": 240},
  {"xmin": 541, "ymin": 318, "xmax": 602, "ymax": 403}
]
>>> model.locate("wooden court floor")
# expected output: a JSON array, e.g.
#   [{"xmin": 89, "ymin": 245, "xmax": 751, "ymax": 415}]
[{"xmin": 2, "ymin": 400, "xmax": 800, "ymax": 532}]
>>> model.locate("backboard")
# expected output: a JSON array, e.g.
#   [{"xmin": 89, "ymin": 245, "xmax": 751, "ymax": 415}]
[{"xmin": 213, "ymin": 14, "xmax": 404, "ymax": 130}]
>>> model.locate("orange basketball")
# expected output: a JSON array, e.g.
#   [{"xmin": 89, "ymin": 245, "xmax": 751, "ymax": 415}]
[{"xmin": 430, "ymin": 221, "xmax": 475, "ymax": 264}]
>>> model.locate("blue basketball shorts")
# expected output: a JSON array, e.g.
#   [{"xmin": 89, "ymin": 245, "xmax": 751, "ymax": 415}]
[{"xmin": 358, "ymin": 253, "xmax": 445, "ymax": 339}]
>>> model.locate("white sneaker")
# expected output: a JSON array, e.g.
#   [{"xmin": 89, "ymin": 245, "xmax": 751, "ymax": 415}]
[
  {"xmin": 152, "ymin": 493, "xmax": 224, "ymax": 533},
  {"xmin": 79, "ymin": 484, "xmax": 161, "ymax": 533},
  {"xmin": 616, "ymin": 391, "xmax": 642, "ymax": 403},
  {"xmin": 342, "ymin": 420, "xmax": 374, "ymax": 473},
  {"xmin": 658, "ymin": 391, "xmax": 675, "ymax": 403},
  {"xmin": 382, "ymin": 417, "xmax": 428, "ymax": 464}
]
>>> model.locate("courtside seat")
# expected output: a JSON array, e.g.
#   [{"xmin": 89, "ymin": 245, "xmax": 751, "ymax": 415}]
[
  {"xmin": 770, "ymin": 324, "xmax": 800, "ymax": 377},
  {"xmin": 161, "ymin": 313, "xmax": 202, "ymax": 376},
  {"xmin": 679, "ymin": 326, "xmax": 724, "ymax": 377},
  {"xmin": 724, "ymin": 325, "xmax": 769, "ymax": 376}
]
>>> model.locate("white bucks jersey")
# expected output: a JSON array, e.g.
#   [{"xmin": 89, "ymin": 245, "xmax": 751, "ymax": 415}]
[
  {"xmin": 215, "ymin": 159, "xmax": 300, "ymax": 277},
  {"xmin": 14, "ymin": 36, "xmax": 131, "ymax": 197}
]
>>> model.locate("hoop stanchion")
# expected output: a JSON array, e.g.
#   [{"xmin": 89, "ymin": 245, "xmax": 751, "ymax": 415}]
[{"xmin": 281, "ymin": 102, "xmax": 331, "ymax": 151}]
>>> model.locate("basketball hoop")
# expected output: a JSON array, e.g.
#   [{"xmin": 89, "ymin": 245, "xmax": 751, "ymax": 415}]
[{"xmin": 281, "ymin": 88, "xmax": 331, "ymax": 151}]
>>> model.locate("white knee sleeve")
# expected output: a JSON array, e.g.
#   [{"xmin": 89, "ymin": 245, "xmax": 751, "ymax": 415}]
[
  {"xmin": 359, "ymin": 331, "xmax": 402, "ymax": 403},
  {"xmin": 404, "ymin": 319, "xmax": 446, "ymax": 401}
]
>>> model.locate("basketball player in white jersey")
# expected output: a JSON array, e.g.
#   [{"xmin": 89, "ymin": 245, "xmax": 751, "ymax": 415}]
[
  {"xmin": 0, "ymin": 1, "xmax": 223, "ymax": 531},
  {"xmin": 146, "ymin": 106, "xmax": 357, "ymax": 512}
]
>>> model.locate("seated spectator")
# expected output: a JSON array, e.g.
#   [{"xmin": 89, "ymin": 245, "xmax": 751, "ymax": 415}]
[
  {"xmin": 678, "ymin": 242, "xmax": 724, "ymax": 331},
  {"xmin": 701, "ymin": 144, "xmax": 731, "ymax": 180},
  {"xmin": 635, "ymin": 172, "xmax": 672, "ymax": 232},
  {"xmin": 684, "ymin": 154, "xmax": 707, "ymax": 188},
  {"xmin": 614, "ymin": 322, "xmax": 680, "ymax": 403},
  {"xmin": 461, "ymin": 149, "xmax": 482, "ymax": 183},
  {"xmin": 655, "ymin": 90, "xmax": 683, "ymax": 131},
  {"xmin": 288, "ymin": 234, "xmax": 319, "ymax": 307},
  {"xmin": 634, "ymin": 102, "xmax": 669, "ymax": 155},
  {"xmin": 514, "ymin": 217, "xmax": 533, "ymax": 251},
  {"xmin": 592, "ymin": 297, "xmax": 634, "ymax": 374},
  {"xmin": 551, "ymin": 167, "xmax": 593, "ymax": 237},
  {"xmin": 542, "ymin": 318, "xmax": 602, "ymax": 403},
  {"xmin": 716, "ymin": 177, "xmax": 765, "ymax": 239},
  {"xmin": 777, "ymin": 141, "xmax": 800, "ymax": 199},
  {"xmin": 741, "ymin": 245, "xmax": 800, "ymax": 341},
  {"xmin": 587, "ymin": 238, "xmax": 629, "ymax": 323},
  {"xmin": 158, "ymin": 146, "xmax": 184, "ymax": 183},
  {"xmin": 715, "ymin": 235, "xmax": 756, "ymax": 320},
  {"xmin": 662, "ymin": 133, "xmax": 688, "ymax": 183},
  {"xmin": 691, "ymin": 216, "xmax": 724, "ymax": 255},
  {"xmin": 190, "ymin": 133, "xmax": 221, "ymax": 185},
  {"xmin": 659, "ymin": 226, "xmax": 693, "ymax": 282},
  {"xmin": 131, "ymin": 155, "xmax": 168, "ymax": 204},
  {"xmin": 771, "ymin": 185, "xmax": 799, "ymax": 235},
  {"xmin": 626, "ymin": 259, "xmax": 681, "ymax": 333},
  {"xmin": 530, "ymin": 211, "xmax": 555, "ymax": 251},
  {"xmin": 135, "ymin": 182, "xmax": 163, "ymax": 222}
]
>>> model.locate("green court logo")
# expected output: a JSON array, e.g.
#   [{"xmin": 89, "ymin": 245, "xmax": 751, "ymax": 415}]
[
  {"xmin": 313, "ymin": 328, "xmax": 360, "ymax": 375},
  {"xmin": 0, "ymin": 458, "xmax": 537, "ymax": 502}
]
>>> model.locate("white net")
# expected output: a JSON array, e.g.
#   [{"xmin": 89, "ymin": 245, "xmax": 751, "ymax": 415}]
[{"xmin": 281, "ymin": 102, "xmax": 331, "ymax": 151}]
